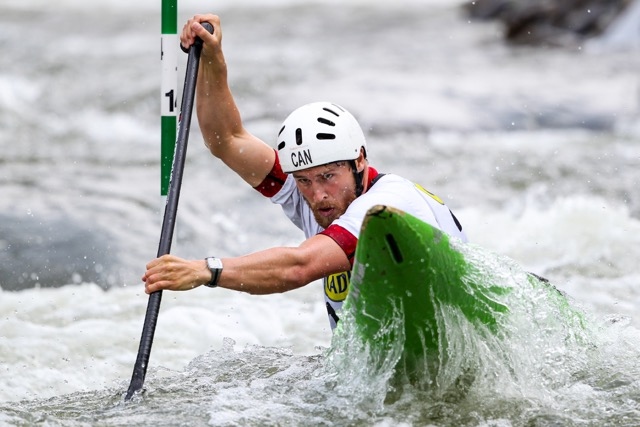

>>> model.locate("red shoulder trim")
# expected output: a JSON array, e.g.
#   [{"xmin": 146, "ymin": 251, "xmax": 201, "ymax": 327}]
[
  {"xmin": 365, "ymin": 166, "xmax": 379, "ymax": 192},
  {"xmin": 253, "ymin": 150, "xmax": 288, "ymax": 197},
  {"xmin": 320, "ymin": 224, "xmax": 358, "ymax": 267}
]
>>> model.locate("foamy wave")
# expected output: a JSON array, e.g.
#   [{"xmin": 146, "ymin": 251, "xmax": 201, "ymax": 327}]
[
  {"xmin": 0, "ymin": 281, "xmax": 328, "ymax": 402},
  {"xmin": 466, "ymin": 194, "xmax": 640, "ymax": 275}
]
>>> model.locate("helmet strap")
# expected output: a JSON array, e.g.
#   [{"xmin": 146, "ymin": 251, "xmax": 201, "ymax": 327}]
[{"xmin": 350, "ymin": 160, "xmax": 365, "ymax": 197}]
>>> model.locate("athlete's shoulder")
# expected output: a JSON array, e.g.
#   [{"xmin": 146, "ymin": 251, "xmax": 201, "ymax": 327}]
[{"xmin": 366, "ymin": 172, "xmax": 415, "ymax": 194}]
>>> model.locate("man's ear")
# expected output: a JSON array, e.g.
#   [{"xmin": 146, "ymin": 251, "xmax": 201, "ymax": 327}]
[{"xmin": 355, "ymin": 148, "xmax": 367, "ymax": 172}]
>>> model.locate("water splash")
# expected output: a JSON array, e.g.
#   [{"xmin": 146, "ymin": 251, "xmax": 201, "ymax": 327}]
[{"xmin": 321, "ymin": 240, "xmax": 639, "ymax": 425}]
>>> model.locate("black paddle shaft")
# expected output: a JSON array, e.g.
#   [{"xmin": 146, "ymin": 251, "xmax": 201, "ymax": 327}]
[{"xmin": 125, "ymin": 23, "xmax": 213, "ymax": 401}]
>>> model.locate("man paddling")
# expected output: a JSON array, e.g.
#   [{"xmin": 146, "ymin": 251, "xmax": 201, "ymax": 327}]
[{"xmin": 142, "ymin": 14, "xmax": 467, "ymax": 329}]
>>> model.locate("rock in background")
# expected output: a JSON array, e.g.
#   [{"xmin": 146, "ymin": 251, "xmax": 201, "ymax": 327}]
[{"xmin": 464, "ymin": 0, "xmax": 633, "ymax": 46}]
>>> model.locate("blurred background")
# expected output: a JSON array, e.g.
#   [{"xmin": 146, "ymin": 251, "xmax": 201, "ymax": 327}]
[{"xmin": 0, "ymin": 0, "xmax": 638, "ymax": 407}]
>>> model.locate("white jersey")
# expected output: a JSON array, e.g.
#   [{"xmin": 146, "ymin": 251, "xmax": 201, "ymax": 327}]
[{"xmin": 259, "ymin": 164, "xmax": 467, "ymax": 330}]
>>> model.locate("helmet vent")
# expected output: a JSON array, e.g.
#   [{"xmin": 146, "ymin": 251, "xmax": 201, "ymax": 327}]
[
  {"xmin": 322, "ymin": 107, "xmax": 340, "ymax": 117},
  {"xmin": 316, "ymin": 133, "xmax": 336, "ymax": 140},
  {"xmin": 277, "ymin": 125, "xmax": 286, "ymax": 150},
  {"xmin": 317, "ymin": 118, "xmax": 335, "ymax": 126},
  {"xmin": 295, "ymin": 128, "xmax": 303, "ymax": 145}
]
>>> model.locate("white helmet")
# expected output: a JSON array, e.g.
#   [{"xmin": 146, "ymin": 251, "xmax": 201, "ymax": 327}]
[{"xmin": 275, "ymin": 102, "xmax": 367, "ymax": 173}]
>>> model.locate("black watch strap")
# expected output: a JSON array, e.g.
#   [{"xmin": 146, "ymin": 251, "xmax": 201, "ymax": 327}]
[{"xmin": 205, "ymin": 257, "xmax": 223, "ymax": 288}]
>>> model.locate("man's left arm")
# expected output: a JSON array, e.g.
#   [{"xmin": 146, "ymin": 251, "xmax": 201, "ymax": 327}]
[{"xmin": 143, "ymin": 234, "xmax": 351, "ymax": 294}]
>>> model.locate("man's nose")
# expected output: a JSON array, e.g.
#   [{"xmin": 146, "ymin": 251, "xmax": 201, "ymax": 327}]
[{"xmin": 310, "ymin": 182, "xmax": 328, "ymax": 202}]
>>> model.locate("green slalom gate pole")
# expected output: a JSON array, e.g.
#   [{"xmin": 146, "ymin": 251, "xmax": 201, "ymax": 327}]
[{"xmin": 161, "ymin": 0, "xmax": 178, "ymax": 196}]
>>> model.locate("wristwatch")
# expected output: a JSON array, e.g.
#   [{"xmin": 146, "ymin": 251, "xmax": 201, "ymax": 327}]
[{"xmin": 204, "ymin": 257, "xmax": 223, "ymax": 288}]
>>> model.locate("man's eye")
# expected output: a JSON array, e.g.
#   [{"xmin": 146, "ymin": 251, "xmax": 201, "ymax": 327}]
[{"xmin": 323, "ymin": 174, "xmax": 334, "ymax": 180}]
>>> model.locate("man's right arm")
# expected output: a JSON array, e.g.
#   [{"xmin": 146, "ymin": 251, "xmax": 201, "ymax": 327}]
[{"xmin": 181, "ymin": 14, "xmax": 276, "ymax": 188}]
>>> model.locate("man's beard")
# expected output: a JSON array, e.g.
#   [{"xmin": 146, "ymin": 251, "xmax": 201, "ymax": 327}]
[
  {"xmin": 312, "ymin": 207, "xmax": 339, "ymax": 229},
  {"xmin": 304, "ymin": 191, "xmax": 357, "ymax": 229}
]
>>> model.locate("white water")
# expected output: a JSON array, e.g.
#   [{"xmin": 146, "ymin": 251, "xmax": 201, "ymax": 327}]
[{"xmin": 1, "ymin": 0, "xmax": 639, "ymax": 424}]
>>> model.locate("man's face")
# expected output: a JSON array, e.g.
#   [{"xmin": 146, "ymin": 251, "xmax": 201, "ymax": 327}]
[{"xmin": 292, "ymin": 161, "xmax": 356, "ymax": 229}]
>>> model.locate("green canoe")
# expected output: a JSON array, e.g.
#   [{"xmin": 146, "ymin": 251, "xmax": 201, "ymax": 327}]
[{"xmin": 334, "ymin": 205, "xmax": 588, "ymax": 388}]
